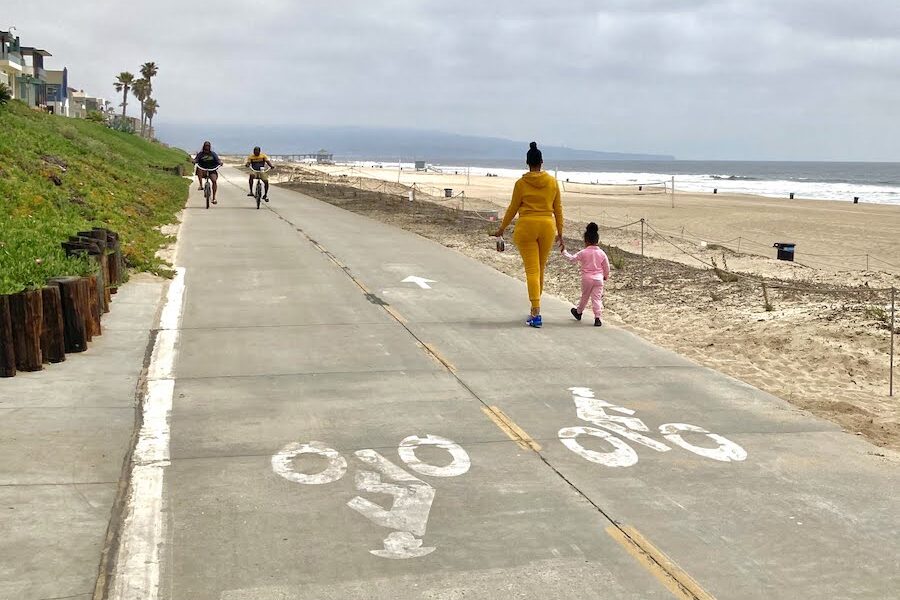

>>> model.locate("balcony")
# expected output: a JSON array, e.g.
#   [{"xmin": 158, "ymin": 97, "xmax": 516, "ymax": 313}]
[
  {"xmin": 20, "ymin": 66, "xmax": 47, "ymax": 81},
  {"xmin": 0, "ymin": 51, "xmax": 23, "ymax": 72}
]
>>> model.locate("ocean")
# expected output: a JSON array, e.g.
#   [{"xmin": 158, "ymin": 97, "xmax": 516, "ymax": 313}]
[{"xmin": 345, "ymin": 159, "xmax": 900, "ymax": 206}]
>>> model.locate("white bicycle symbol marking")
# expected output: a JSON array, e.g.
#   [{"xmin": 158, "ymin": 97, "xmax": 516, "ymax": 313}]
[
  {"xmin": 272, "ymin": 434, "xmax": 470, "ymax": 559},
  {"xmin": 559, "ymin": 387, "xmax": 748, "ymax": 467}
]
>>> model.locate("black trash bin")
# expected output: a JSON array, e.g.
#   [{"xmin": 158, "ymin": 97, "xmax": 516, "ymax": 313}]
[
  {"xmin": 773, "ymin": 242, "xmax": 796, "ymax": 261},
  {"xmin": 444, "ymin": 188, "xmax": 453, "ymax": 198}
]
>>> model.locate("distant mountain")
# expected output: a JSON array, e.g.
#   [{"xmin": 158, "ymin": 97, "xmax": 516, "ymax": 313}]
[{"xmin": 154, "ymin": 123, "xmax": 674, "ymax": 161}]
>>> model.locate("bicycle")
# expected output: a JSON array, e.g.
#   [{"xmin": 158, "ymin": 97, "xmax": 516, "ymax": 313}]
[
  {"xmin": 250, "ymin": 165, "xmax": 274, "ymax": 209},
  {"xmin": 196, "ymin": 165, "xmax": 220, "ymax": 209}
]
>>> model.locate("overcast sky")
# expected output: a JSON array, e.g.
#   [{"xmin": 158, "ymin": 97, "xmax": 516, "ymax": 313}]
[{"xmin": 9, "ymin": 1, "xmax": 900, "ymax": 160}]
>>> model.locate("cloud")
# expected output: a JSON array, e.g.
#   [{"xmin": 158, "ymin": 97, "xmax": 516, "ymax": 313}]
[{"xmin": 9, "ymin": 0, "xmax": 900, "ymax": 159}]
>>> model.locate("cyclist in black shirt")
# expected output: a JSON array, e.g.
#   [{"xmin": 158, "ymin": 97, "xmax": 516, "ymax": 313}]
[{"xmin": 193, "ymin": 141, "xmax": 223, "ymax": 204}]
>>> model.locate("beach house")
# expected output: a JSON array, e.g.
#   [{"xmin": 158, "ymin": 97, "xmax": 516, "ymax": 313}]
[
  {"xmin": 44, "ymin": 67, "xmax": 70, "ymax": 116},
  {"xmin": 69, "ymin": 89, "xmax": 112, "ymax": 119},
  {"xmin": 2, "ymin": 29, "xmax": 119, "ymax": 124},
  {"xmin": 0, "ymin": 30, "xmax": 23, "ymax": 98},
  {"xmin": 18, "ymin": 45, "xmax": 53, "ymax": 109}
]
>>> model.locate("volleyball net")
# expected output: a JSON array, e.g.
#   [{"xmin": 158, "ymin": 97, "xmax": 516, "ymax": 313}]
[{"xmin": 560, "ymin": 179, "xmax": 669, "ymax": 196}]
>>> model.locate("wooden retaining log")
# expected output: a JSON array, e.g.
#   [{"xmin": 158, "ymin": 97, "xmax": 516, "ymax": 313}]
[
  {"xmin": 0, "ymin": 295, "xmax": 15, "ymax": 377},
  {"xmin": 8, "ymin": 289, "xmax": 43, "ymax": 371},
  {"xmin": 79, "ymin": 230, "xmax": 110, "ymax": 312},
  {"xmin": 104, "ymin": 230, "xmax": 125, "ymax": 292},
  {"xmin": 64, "ymin": 238, "xmax": 101, "ymax": 255},
  {"xmin": 107, "ymin": 251, "xmax": 119, "ymax": 294},
  {"xmin": 77, "ymin": 277, "xmax": 94, "ymax": 342},
  {"xmin": 93, "ymin": 255, "xmax": 108, "ymax": 315},
  {"xmin": 48, "ymin": 277, "xmax": 87, "ymax": 353},
  {"xmin": 63, "ymin": 237, "xmax": 107, "ymax": 315},
  {"xmin": 40, "ymin": 286, "xmax": 66, "ymax": 364},
  {"xmin": 86, "ymin": 276, "xmax": 102, "ymax": 337}
]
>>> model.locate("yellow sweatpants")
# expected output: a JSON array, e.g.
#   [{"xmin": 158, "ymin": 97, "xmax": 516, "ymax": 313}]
[{"xmin": 513, "ymin": 216, "xmax": 557, "ymax": 311}]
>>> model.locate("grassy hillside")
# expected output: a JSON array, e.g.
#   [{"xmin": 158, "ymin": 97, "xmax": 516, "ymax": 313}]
[{"xmin": 0, "ymin": 101, "xmax": 190, "ymax": 294}]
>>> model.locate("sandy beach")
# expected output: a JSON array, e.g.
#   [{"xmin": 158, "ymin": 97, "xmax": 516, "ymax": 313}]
[
  {"xmin": 274, "ymin": 163, "xmax": 900, "ymax": 452},
  {"xmin": 307, "ymin": 163, "xmax": 900, "ymax": 277}
]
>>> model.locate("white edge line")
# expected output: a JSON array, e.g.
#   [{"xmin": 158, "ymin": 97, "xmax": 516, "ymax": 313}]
[{"xmin": 109, "ymin": 266, "xmax": 185, "ymax": 600}]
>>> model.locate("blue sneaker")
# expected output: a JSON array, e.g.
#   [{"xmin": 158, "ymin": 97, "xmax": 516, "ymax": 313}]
[{"xmin": 526, "ymin": 314, "xmax": 542, "ymax": 328}]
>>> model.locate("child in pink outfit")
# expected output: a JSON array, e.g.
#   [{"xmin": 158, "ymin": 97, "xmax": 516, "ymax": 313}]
[{"xmin": 562, "ymin": 222, "xmax": 610, "ymax": 327}]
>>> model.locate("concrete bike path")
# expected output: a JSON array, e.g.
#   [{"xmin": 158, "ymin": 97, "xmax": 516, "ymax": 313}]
[
  {"xmin": 258, "ymin": 172, "xmax": 900, "ymax": 599},
  {"xmin": 113, "ymin": 168, "xmax": 898, "ymax": 600}
]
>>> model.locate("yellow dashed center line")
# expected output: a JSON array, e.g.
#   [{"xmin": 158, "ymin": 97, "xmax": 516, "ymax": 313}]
[
  {"xmin": 481, "ymin": 406, "xmax": 542, "ymax": 452},
  {"xmin": 280, "ymin": 200, "xmax": 714, "ymax": 600},
  {"xmin": 421, "ymin": 342, "xmax": 456, "ymax": 373},
  {"xmin": 606, "ymin": 525, "xmax": 717, "ymax": 600},
  {"xmin": 384, "ymin": 305, "xmax": 407, "ymax": 324}
]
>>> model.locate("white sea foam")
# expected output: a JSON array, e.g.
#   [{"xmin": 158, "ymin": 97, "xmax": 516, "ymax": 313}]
[{"xmin": 341, "ymin": 161, "xmax": 900, "ymax": 206}]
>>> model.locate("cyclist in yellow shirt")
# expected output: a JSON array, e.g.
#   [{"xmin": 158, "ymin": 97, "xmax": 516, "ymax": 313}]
[{"xmin": 245, "ymin": 147, "xmax": 275, "ymax": 201}]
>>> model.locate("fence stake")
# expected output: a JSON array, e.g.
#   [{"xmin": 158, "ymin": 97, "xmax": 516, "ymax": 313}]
[
  {"xmin": 866, "ymin": 254, "xmax": 869, "ymax": 271},
  {"xmin": 738, "ymin": 237, "xmax": 742, "ymax": 253},
  {"xmin": 891, "ymin": 286, "xmax": 895, "ymax": 397},
  {"xmin": 640, "ymin": 218, "xmax": 645, "ymax": 289}
]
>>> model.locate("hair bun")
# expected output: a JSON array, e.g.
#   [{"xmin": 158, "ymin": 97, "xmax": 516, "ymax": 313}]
[
  {"xmin": 587, "ymin": 222, "xmax": 599, "ymax": 232},
  {"xmin": 529, "ymin": 142, "xmax": 537, "ymax": 150}
]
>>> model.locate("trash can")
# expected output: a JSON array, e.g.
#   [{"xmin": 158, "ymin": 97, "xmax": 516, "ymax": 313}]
[
  {"xmin": 773, "ymin": 242, "xmax": 796, "ymax": 261},
  {"xmin": 444, "ymin": 188, "xmax": 453, "ymax": 198}
]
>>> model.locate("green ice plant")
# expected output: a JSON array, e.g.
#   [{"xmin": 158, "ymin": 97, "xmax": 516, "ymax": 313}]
[{"xmin": 0, "ymin": 100, "xmax": 190, "ymax": 294}]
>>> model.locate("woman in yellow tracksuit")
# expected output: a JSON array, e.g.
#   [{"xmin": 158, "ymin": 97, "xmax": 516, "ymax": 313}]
[{"xmin": 492, "ymin": 142, "xmax": 564, "ymax": 328}]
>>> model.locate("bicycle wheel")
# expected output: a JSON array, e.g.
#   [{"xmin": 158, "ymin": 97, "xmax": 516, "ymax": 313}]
[
  {"xmin": 204, "ymin": 180, "xmax": 211, "ymax": 209},
  {"xmin": 255, "ymin": 180, "xmax": 262, "ymax": 209}
]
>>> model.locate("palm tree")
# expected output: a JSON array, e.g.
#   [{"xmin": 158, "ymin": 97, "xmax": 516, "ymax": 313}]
[
  {"xmin": 132, "ymin": 78, "xmax": 150, "ymax": 135},
  {"xmin": 140, "ymin": 62, "xmax": 158, "ymax": 94},
  {"xmin": 113, "ymin": 71, "xmax": 135, "ymax": 117},
  {"xmin": 144, "ymin": 98, "xmax": 159, "ymax": 136}
]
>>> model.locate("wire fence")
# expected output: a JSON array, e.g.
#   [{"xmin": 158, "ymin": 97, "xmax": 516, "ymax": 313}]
[
  {"xmin": 631, "ymin": 217, "xmax": 895, "ymax": 396},
  {"xmin": 580, "ymin": 208, "xmax": 900, "ymax": 275},
  {"xmin": 278, "ymin": 164, "xmax": 503, "ymax": 222}
]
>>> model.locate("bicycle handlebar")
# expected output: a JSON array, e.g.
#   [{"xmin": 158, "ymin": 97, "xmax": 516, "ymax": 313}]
[{"xmin": 195, "ymin": 164, "xmax": 221, "ymax": 172}]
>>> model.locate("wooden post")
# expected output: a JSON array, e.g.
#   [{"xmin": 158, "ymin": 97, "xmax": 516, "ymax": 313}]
[
  {"xmin": 86, "ymin": 276, "xmax": 102, "ymax": 337},
  {"xmin": 40, "ymin": 286, "xmax": 66, "ymax": 363},
  {"xmin": 78, "ymin": 278, "xmax": 93, "ymax": 342},
  {"xmin": 0, "ymin": 295, "xmax": 15, "ymax": 377},
  {"xmin": 640, "ymin": 218, "xmax": 645, "ymax": 289},
  {"xmin": 106, "ymin": 231, "xmax": 120, "ymax": 292},
  {"xmin": 100, "ymin": 229, "xmax": 124, "ymax": 292},
  {"xmin": 49, "ymin": 277, "xmax": 88, "ymax": 353},
  {"xmin": 78, "ymin": 230, "xmax": 109, "ymax": 313},
  {"xmin": 8, "ymin": 289, "xmax": 43, "ymax": 371},
  {"xmin": 63, "ymin": 236, "xmax": 103, "ymax": 316},
  {"xmin": 891, "ymin": 287, "xmax": 895, "ymax": 397},
  {"xmin": 103, "ymin": 268, "xmax": 112, "ymax": 309}
]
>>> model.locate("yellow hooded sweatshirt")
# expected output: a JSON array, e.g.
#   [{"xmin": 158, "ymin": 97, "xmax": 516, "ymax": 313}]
[{"xmin": 499, "ymin": 171, "xmax": 564, "ymax": 233}]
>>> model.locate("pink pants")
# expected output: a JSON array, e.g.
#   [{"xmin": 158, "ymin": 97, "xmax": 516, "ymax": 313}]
[{"xmin": 577, "ymin": 276, "xmax": 604, "ymax": 317}]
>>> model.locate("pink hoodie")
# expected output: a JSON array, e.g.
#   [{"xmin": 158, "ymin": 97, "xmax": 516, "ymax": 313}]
[{"xmin": 563, "ymin": 245, "xmax": 610, "ymax": 281}]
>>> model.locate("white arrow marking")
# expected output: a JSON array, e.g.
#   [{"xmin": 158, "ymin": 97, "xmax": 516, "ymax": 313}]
[{"xmin": 402, "ymin": 276, "xmax": 436, "ymax": 289}]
